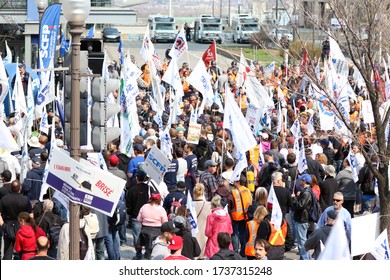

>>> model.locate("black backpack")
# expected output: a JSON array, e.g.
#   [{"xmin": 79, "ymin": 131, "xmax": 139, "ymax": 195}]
[
  {"xmin": 215, "ymin": 251, "xmax": 239, "ymax": 260},
  {"xmin": 43, "ymin": 215, "xmax": 63, "ymax": 247},
  {"xmin": 307, "ymin": 189, "xmax": 322, "ymax": 223}
]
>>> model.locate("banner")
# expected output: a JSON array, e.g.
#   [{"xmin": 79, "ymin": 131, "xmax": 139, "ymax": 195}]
[
  {"xmin": 143, "ymin": 145, "xmax": 171, "ymax": 185},
  {"xmin": 370, "ymin": 229, "xmax": 390, "ymax": 260},
  {"xmin": 45, "ymin": 147, "xmax": 126, "ymax": 216},
  {"xmin": 36, "ymin": 4, "xmax": 61, "ymax": 108},
  {"xmin": 169, "ymin": 27, "xmax": 188, "ymax": 61},
  {"xmin": 361, "ymin": 100, "xmax": 374, "ymax": 124},
  {"xmin": 350, "ymin": 212, "xmax": 380, "ymax": 256},
  {"xmin": 186, "ymin": 123, "xmax": 202, "ymax": 144}
]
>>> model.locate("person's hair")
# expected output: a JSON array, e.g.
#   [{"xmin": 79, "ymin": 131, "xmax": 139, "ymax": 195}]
[
  {"xmin": 344, "ymin": 158, "xmax": 351, "ymax": 166},
  {"xmin": 40, "ymin": 151, "xmax": 49, "ymax": 162},
  {"xmin": 1, "ymin": 171, "xmax": 12, "ymax": 182},
  {"xmin": 18, "ymin": 212, "xmax": 37, "ymax": 232},
  {"xmin": 310, "ymin": 174, "xmax": 319, "ymax": 186},
  {"xmin": 211, "ymin": 195, "xmax": 221, "ymax": 208},
  {"xmin": 287, "ymin": 153, "xmax": 296, "ymax": 164},
  {"xmin": 217, "ymin": 232, "xmax": 232, "ymax": 249},
  {"xmin": 39, "ymin": 135, "xmax": 48, "ymax": 144},
  {"xmin": 271, "ymin": 171, "xmax": 283, "ymax": 183},
  {"xmin": 271, "ymin": 140, "xmax": 279, "ymax": 150},
  {"xmin": 133, "ymin": 135, "xmax": 144, "ymax": 144},
  {"xmin": 80, "ymin": 205, "xmax": 91, "ymax": 218},
  {"xmin": 316, "ymin": 153, "xmax": 328, "ymax": 165},
  {"xmin": 43, "ymin": 199, "xmax": 54, "ymax": 212},
  {"xmin": 175, "ymin": 147, "xmax": 184, "ymax": 158},
  {"xmin": 193, "ymin": 183, "xmax": 205, "ymax": 199},
  {"xmin": 36, "ymin": 236, "xmax": 50, "ymax": 252},
  {"xmin": 176, "ymin": 205, "xmax": 188, "ymax": 218},
  {"xmin": 186, "ymin": 143, "xmax": 196, "ymax": 152},
  {"xmin": 333, "ymin": 191, "xmax": 344, "ymax": 199},
  {"xmin": 239, "ymin": 174, "xmax": 247, "ymax": 186},
  {"xmin": 169, "ymin": 128, "xmax": 178, "ymax": 138},
  {"xmin": 225, "ymin": 157, "xmax": 234, "ymax": 168},
  {"xmin": 254, "ymin": 187, "xmax": 268, "ymax": 206},
  {"xmin": 253, "ymin": 206, "xmax": 268, "ymax": 221},
  {"xmin": 215, "ymin": 139, "xmax": 225, "ymax": 155},
  {"xmin": 11, "ymin": 180, "xmax": 21, "ymax": 193},
  {"xmin": 255, "ymin": 239, "xmax": 271, "ymax": 252}
]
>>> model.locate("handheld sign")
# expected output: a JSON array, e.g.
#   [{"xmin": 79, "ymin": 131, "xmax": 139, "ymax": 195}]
[
  {"xmin": 45, "ymin": 147, "xmax": 126, "ymax": 216},
  {"xmin": 186, "ymin": 123, "xmax": 202, "ymax": 144},
  {"xmin": 143, "ymin": 145, "xmax": 171, "ymax": 185}
]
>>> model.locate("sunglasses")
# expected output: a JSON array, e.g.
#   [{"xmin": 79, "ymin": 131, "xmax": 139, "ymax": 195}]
[{"xmin": 333, "ymin": 199, "xmax": 342, "ymax": 202}]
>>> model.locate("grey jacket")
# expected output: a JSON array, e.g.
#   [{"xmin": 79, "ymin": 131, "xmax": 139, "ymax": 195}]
[
  {"xmin": 150, "ymin": 236, "xmax": 170, "ymax": 260},
  {"xmin": 336, "ymin": 167, "xmax": 357, "ymax": 200}
]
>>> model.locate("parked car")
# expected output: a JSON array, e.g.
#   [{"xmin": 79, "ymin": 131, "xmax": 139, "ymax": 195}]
[
  {"xmin": 102, "ymin": 27, "xmax": 121, "ymax": 43},
  {"xmin": 269, "ymin": 28, "xmax": 293, "ymax": 41}
]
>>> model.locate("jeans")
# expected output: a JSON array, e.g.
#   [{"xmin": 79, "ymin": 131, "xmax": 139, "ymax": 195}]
[
  {"xmin": 295, "ymin": 221, "xmax": 310, "ymax": 260},
  {"xmin": 232, "ymin": 220, "xmax": 247, "ymax": 257},
  {"xmin": 289, "ymin": 210, "xmax": 298, "ymax": 246},
  {"xmin": 131, "ymin": 218, "xmax": 143, "ymax": 259},
  {"xmin": 3, "ymin": 235, "xmax": 14, "ymax": 260},
  {"xmin": 119, "ymin": 223, "xmax": 127, "ymax": 245},
  {"xmin": 94, "ymin": 237, "xmax": 106, "ymax": 260},
  {"xmin": 104, "ymin": 227, "xmax": 120, "ymax": 260}
]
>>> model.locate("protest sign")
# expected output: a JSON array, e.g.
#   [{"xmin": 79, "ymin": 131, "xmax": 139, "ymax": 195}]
[
  {"xmin": 45, "ymin": 147, "xmax": 126, "ymax": 216},
  {"xmin": 186, "ymin": 123, "xmax": 202, "ymax": 144},
  {"xmin": 143, "ymin": 145, "xmax": 171, "ymax": 185}
]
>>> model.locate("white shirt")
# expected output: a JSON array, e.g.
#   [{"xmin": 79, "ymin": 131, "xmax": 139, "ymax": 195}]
[{"xmin": 176, "ymin": 157, "xmax": 187, "ymax": 182}]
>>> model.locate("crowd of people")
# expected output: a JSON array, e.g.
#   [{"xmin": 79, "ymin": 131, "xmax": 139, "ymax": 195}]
[{"xmin": 0, "ymin": 40, "xmax": 381, "ymax": 260}]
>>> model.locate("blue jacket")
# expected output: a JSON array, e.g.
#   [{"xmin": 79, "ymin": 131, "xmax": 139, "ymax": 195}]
[{"xmin": 22, "ymin": 167, "xmax": 44, "ymax": 201}]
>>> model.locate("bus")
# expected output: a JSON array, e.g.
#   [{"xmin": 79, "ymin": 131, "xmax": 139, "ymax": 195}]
[
  {"xmin": 231, "ymin": 14, "xmax": 259, "ymax": 43},
  {"xmin": 148, "ymin": 15, "xmax": 177, "ymax": 43},
  {"xmin": 193, "ymin": 16, "xmax": 223, "ymax": 44}
]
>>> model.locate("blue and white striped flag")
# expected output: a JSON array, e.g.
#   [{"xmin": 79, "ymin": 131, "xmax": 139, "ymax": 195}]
[
  {"xmin": 85, "ymin": 25, "xmax": 95, "ymax": 38},
  {"xmin": 186, "ymin": 191, "xmax": 198, "ymax": 237}
]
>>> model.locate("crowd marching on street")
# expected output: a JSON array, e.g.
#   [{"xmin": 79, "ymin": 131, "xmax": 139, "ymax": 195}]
[{"xmin": 0, "ymin": 26, "xmax": 386, "ymax": 261}]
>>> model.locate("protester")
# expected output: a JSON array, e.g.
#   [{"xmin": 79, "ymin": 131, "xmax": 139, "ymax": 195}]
[{"xmin": 209, "ymin": 232, "xmax": 242, "ymax": 260}]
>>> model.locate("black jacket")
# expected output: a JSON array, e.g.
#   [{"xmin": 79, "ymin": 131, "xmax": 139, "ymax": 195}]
[
  {"xmin": 305, "ymin": 224, "xmax": 333, "ymax": 259},
  {"xmin": 292, "ymin": 187, "xmax": 312, "ymax": 223},
  {"xmin": 209, "ymin": 248, "xmax": 243, "ymax": 260},
  {"xmin": 307, "ymin": 157, "xmax": 325, "ymax": 182},
  {"xmin": 177, "ymin": 228, "xmax": 201, "ymax": 260},
  {"xmin": 319, "ymin": 177, "xmax": 340, "ymax": 211},
  {"xmin": 126, "ymin": 182, "xmax": 149, "ymax": 218}
]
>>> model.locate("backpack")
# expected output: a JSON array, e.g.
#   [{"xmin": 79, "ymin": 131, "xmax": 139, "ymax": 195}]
[
  {"xmin": 307, "ymin": 189, "xmax": 322, "ymax": 223},
  {"xmin": 108, "ymin": 198, "xmax": 127, "ymax": 228},
  {"xmin": 361, "ymin": 167, "xmax": 375, "ymax": 193},
  {"xmin": 79, "ymin": 226, "xmax": 89, "ymax": 260},
  {"xmin": 0, "ymin": 157, "xmax": 9, "ymax": 174},
  {"xmin": 170, "ymin": 197, "xmax": 184, "ymax": 215},
  {"xmin": 43, "ymin": 215, "xmax": 63, "ymax": 247},
  {"xmin": 84, "ymin": 213, "xmax": 99, "ymax": 239},
  {"xmin": 246, "ymin": 169, "xmax": 255, "ymax": 193}
]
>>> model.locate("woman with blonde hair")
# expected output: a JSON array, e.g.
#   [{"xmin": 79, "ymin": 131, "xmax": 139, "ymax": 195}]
[
  {"xmin": 193, "ymin": 183, "xmax": 211, "ymax": 259},
  {"xmin": 204, "ymin": 195, "xmax": 233, "ymax": 258},
  {"xmin": 247, "ymin": 187, "xmax": 268, "ymax": 220},
  {"xmin": 245, "ymin": 206, "xmax": 268, "ymax": 259}
]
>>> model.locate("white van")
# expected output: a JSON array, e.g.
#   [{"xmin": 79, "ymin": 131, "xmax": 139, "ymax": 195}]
[
  {"xmin": 231, "ymin": 14, "xmax": 259, "ymax": 43},
  {"xmin": 193, "ymin": 15, "xmax": 223, "ymax": 44}
]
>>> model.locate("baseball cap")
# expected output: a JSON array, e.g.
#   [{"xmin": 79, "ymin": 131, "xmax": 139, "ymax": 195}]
[
  {"xmin": 298, "ymin": 174, "xmax": 312, "ymax": 183},
  {"xmin": 133, "ymin": 144, "xmax": 144, "ymax": 152},
  {"xmin": 109, "ymin": 154, "xmax": 119, "ymax": 166},
  {"xmin": 168, "ymin": 235, "xmax": 183, "ymax": 250},
  {"xmin": 204, "ymin": 159, "xmax": 218, "ymax": 168},
  {"xmin": 161, "ymin": 221, "xmax": 180, "ymax": 233},
  {"xmin": 150, "ymin": 192, "xmax": 161, "ymax": 200},
  {"xmin": 327, "ymin": 210, "xmax": 337, "ymax": 220}
]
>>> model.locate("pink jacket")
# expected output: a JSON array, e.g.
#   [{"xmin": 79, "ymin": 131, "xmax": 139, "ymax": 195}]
[{"xmin": 204, "ymin": 207, "xmax": 233, "ymax": 258}]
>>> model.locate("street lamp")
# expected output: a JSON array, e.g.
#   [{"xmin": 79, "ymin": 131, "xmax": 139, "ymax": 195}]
[
  {"xmin": 35, "ymin": 0, "xmax": 48, "ymax": 21},
  {"xmin": 62, "ymin": 0, "xmax": 91, "ymax": 260}
]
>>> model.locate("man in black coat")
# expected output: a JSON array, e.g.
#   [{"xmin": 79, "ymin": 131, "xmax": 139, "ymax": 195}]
[
  {"xmin": 319, "ymin": 165, "xmax": 340, "ymax": 211},
  {"xmin": 306, "ymin": 148, "xmax": 325, "ymax": 182},
  {"xmin": 304, "ymin": 210, "xmax": 337, "ymax": 259},
  {"xmin": 210, "ymin": 232, "xmax": 243, "ymax": 260}
]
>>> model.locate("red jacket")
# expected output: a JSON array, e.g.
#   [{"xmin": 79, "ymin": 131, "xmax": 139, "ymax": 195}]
[{"xmin": 14, "ymin": 225, "xmax": 46, "ymax": 260}]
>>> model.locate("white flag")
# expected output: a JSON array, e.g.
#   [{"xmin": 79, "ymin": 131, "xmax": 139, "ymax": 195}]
[
  {"xmin": 0, "ymin": 117, "xmax": 20, "ymax": 152},
  {"xmin": 230, "ymin": 151, "xmax": 248, "ymax": 183},
  {"xmin": 347, "ymin": 151, "xmax": 359, "ymax": 183},
  {"xmin": 223, "ymin": 82, "xmax": 256, "ymax": 153},
  {"xmin": 159, "ymin": 125, "xmax": 172, "ymax": 159},
  {"xmin": 277, "ymin": 102, "xmax": 283, "ymax": 133},
  {"xmin": 39, "ymin": 108, "xmax": 49, "ymax": 136},
  {"xmin": 169, "ymin": 27, "xmax": 188, "ymax": 61},
  {"xmin": 236, "ymin": 52, "xmax": 261, "ymax": 108},
  {"xmin": 149, "ymin": 59, "xmax": 165, "ymax": 116},
  {"xmin": 162, "ymin": 56, "xmax": 184, "ymax": 100},
  {"xmin": 298, "ymin": 138, "xmax": 308, "ymax": 174},
  {"xmin": 186, "ymin": 191, "xmax": 198, "ymax": 237},
  {"xmin": 4, "ymin": 40, "xmax": 12, "ymax": 65},
  {"xmin": 370, "ymin": 229, "xmax": 390, "ymax": 260},
  {"xmin": 12, "ymin": 62, "xmax": 27, "ymax": 115},
  {"xmin": 264, "ymin": 61, "xmax": 275, "ymax": 75},
  {"xmin": 267, "ymin": 183, "xmax": 283, "ymax": 230},
  {"xmin": 290, "ymin": 118, "xmax": 301, "ymax": 138},
  {"xmin": 318, "ymin": 217, "xmax": 351, "ymax": 260},
  {"xmin": 102, "ymin": 49, "xmax": 109, "ymax": 80},
  {"xmin": 140, "ymin": 24, "xmax": 162, "ymax": 69},
  {"xmin": 307, "ymin": 116, "xmax": 315, "ymax": 136},
  {"xmin": 187, "ymin": 59, "xmax": 214, "ymax": 107}
]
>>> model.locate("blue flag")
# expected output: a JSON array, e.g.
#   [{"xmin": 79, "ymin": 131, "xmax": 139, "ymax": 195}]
[
  {"xmin": 37, "ymin": 4, "xmax": 61, "ymax": 107},
  {"xmin": 86, "ymin": 25, "xmax": 95, "ymax": 38},
  {"xmin": 118, "ymin": 39, "xmax": 124, "ymax": 66}
]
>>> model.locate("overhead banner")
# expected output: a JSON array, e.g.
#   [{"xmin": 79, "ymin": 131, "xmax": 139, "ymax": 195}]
[
  {"xmin": 45, "ymin": 147, "xmax": 126, "ymax": 216},
  {"xmin": 143, "ymin": 145, "xmax": 171, "ymax": 185}
]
